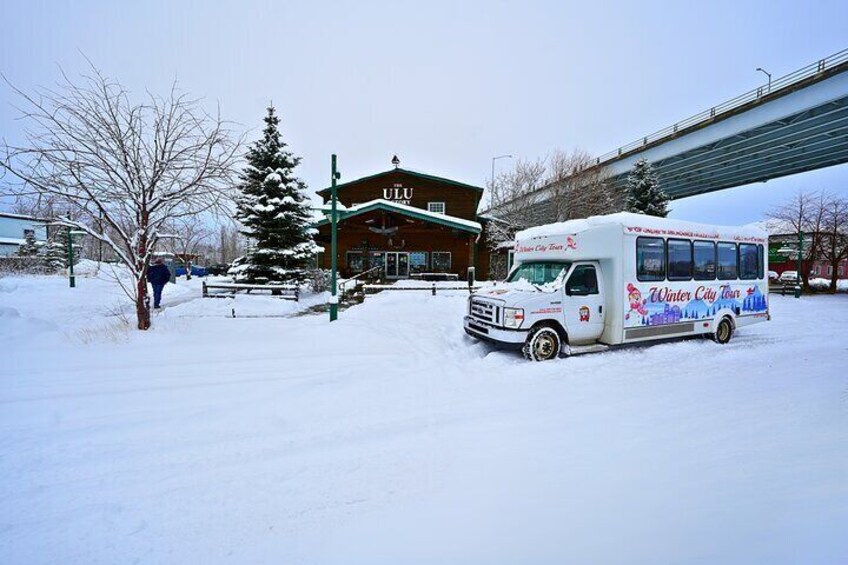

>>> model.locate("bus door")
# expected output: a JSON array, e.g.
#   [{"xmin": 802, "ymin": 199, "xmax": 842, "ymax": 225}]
[{"xmin": 563, "ymin": 262, "xmax": 605, "ymax": 343}]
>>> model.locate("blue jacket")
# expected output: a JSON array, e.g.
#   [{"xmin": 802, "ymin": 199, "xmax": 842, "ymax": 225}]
[{"xmin": 148, "ymin": 264, "xmax": 171, "ymax": 286}]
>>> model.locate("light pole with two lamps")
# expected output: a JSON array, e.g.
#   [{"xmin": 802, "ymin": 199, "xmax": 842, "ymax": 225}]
[
  {"xmin": 491, "ymin": 154, "xmax": 513, "ymax": 189},
  {"xmin": 756, "ymin": 67, "xmax": 772, "ymax": 93},
  {"xmin": 326, "ymin": 154, "xmax": 342, "ymax": 322}
]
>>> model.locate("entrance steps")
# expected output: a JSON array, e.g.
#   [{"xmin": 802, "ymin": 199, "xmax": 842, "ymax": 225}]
[{"xmin": 564, "ymin": 343, "xmax": 610, "ymax": 356}]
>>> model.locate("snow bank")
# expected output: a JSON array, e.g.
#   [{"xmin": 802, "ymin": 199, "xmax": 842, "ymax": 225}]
[
  {"xmin": 0, "ymin": 305, "xmax": 57, "ymax": 341},
  {"xmin": 1, "ymin": 271, "xmax": 846, "ymax": 564},
  {"xmin": 808, "ymin": 277, "xmax": 848, "ymax": 292},
  {"xmin": 162, "ymin": 290, "xmax": 330, "ymax": 318}
]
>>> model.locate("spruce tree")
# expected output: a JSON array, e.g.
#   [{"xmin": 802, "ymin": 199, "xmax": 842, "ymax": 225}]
[
  {"xmin": 230, "ymin": 106, "xmax": 321, "ymax": 284},
  {"xmin": 44, "ymin": 225, "xmax": 71, "ymax": 272},
  {"xmin": 624, "ymin": 158, "xmax": 669, "ymax": 217},
  {"xmin": 16, "ymin": 230, "xmax": 41, "ymax": 257}
]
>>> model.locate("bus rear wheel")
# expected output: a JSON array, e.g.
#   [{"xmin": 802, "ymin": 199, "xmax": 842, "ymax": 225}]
[
  {"xmin": 523, "ymin": 326, "xmax": 562, "ymax": 361},
  {"xmin": 713, "ymin": 317, "xmax": 733, "ymax": 344}
]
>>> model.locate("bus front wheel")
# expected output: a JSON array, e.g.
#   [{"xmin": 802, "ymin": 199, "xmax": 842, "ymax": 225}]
[{"xmin": 523, "ymin": 326, "xmax": 562, "ymax": 361}]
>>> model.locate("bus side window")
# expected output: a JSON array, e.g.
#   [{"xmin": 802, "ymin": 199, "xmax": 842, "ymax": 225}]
[
  {"xmin": 667, "ymin": 239, "xmax": 693, "ymax": 281},
  {"xmin": 717, "ymin": 242, "xmax": 738, "ymax": 280},
  {"xmin": 739, "ymin": 243, "xmax": 758, "ymax": 280},
  {"xmin": 693, "ymin": 241, "xmax": 716, "ymax": 280},
  {"xmin": 637, "ymin": 237, "xmax": 665, "ymax": 281},
  {"xmin": 757, "ymin": 244, "xmax": 764, "ymax": 279}
]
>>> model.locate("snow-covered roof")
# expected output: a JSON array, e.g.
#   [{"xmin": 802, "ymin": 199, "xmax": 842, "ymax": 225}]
[
  {"xmin": 0, "ymin": 236, "xmax": 35, "ymax": 245},
  {"xmin": 0, "ymin": 211, "xmax": 50, "ymax": 222},
  {"xmin": 516, "ymin": 212, "xmax": 768, "ymax": 241},
  {"xmin": 316, "ymin": 199, "xmax": 482, "ymax": 233}
]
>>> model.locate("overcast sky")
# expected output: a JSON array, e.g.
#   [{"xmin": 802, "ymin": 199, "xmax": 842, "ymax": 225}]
[{"xmin": 1, "ymin": 0, "xmax": 846, "ymax": 224}]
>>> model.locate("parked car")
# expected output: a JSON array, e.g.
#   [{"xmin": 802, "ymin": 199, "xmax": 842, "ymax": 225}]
[
  {"xmin": 768, "ymin": 270, "xmax": 779, "ymax": 281},
  {"xmin": 175, "ymin": 264, "xmax": 208, "ymax": 277},
  {"xmin": 779, "ymin": 270, "xmax": 800, "ymax": 283},
  {"xmin": 205, "ymin": 263, "xmax": 230, "ymax": 276}
]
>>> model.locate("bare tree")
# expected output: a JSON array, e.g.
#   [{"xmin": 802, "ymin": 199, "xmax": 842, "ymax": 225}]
[
  {"xmin": 1, "ymin": 65, "xmax": 241, "ymax": 329},
  {"xmin": 484, "ymin": 158, "xmax": 547, "ymax": 279},
  {"xmin": 820, "ymin": 196, "xmax": 848, "ymax": 293},
  {"xmin": 766, "ymin": 190, "xmax": 830, "ymax": 291},
  {"xmin": 547, "ymin": 148, "xmax": 617, "ymax": 221},
  {"xmin": 164, "ymin": 215, "xmax": 213, "ymax": 280}
]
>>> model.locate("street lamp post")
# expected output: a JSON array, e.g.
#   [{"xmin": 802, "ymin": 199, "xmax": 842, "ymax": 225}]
[
  {"xmin": 491, "ymin": 154, "xmax": 513, "ymax": 190},
  {"xmin": 329, "ymin": 154, "xmax": 341, "ymax": 322},
  {"xmin": 756, "ymin": 67, "xmax": 772, "ymax": 93},
  {"xmin": 795, "ymin": 230, "xmax": 804, "ymax": 298},
  {"xmin": 66, "ymin": 226, "xmax": 87, "ymax": 288}
]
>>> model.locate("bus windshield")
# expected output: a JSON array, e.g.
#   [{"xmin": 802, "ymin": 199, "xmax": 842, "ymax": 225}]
[{"xmin": 507, "ymin": 262, "xmax": 571, "ymax": 287}]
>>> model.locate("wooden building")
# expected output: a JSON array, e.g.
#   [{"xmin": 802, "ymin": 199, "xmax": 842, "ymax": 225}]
[{"xmin": 315, "ymin": 162, "xmax": 493, "ymax": 279}]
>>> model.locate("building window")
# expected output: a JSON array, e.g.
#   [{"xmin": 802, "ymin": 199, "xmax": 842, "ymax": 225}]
[
  {"xmin": 427, "ymin": 202, "xmax": 446, "ymax": 215},
  {"xmin": 717, "ymin": 242, "xmax": 738, "ymax": 280},
  {"xmin": 693, "ymin": 241, "xmax": 716, "ymax": 280},
  {"xmin": 636, "ymin": 237, "xmax": 665, "ymax": 281},
  {"xmin": 431, "ymin": 252, "xmax": 451, "ymax": 272},
  {"xmin": 667, "ymin": 239, "xmax": 693, "ymax": 281},
  {"xmin": 346, "ymin": 252, "xmax": 364, "ymax": 273}
]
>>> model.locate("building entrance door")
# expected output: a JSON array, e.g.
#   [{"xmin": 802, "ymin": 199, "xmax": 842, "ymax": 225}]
[{"xmin": 385, "ymin": 252, "xmax": 409, "ymax": 278}]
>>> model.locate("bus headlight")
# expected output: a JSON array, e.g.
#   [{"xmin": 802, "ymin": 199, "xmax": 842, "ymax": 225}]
[{"xmin": 503, "ymin": 307, "xmax": 525, "ymax": 328}]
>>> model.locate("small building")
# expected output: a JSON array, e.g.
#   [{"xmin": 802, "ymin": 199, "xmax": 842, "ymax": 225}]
[
  {"xmin": 764, "ymin": 221, "xmax": 848, "ymax": 279},
  {"xmin": 314, "ymin": 161, "xmax": 494, "ymax": 279},
  {"xmin": 0, "ymin": 212, "xmax": 49, "ymax": 256}
]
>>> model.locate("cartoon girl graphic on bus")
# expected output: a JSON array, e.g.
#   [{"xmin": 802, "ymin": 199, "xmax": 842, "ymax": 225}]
[{"xmin": 625, "ymin": 283, "xmax": 648, "ymax": 321}]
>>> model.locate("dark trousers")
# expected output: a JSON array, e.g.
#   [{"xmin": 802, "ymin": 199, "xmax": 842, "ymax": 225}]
[{"xmin": 152, "ymin": 283, "xmax": 165, "ymax": 308}]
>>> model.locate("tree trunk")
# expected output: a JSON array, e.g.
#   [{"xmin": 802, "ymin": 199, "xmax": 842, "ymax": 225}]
[
  {"xmin": 136, "ymin": 276, "xmax": 151, "ymax": 330},
  {"xmin": 829, "ymin": 261, "xmax": 839, "ymax": 293}
]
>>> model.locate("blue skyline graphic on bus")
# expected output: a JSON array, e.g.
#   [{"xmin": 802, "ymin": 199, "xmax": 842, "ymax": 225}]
[{"xmin": 637, "ymin": 284, "xmax": 767, "ymax": 327}]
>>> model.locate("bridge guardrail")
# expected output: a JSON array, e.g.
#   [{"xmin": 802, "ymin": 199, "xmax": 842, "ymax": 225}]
[{"xmin": 593, "ymin": 47, "xmax": 848, "ymax": 167}]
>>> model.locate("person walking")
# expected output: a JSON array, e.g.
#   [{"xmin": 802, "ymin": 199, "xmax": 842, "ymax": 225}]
[{"xmin": 148, "ymin": 258, "xmax": 171, "ymax": 309}]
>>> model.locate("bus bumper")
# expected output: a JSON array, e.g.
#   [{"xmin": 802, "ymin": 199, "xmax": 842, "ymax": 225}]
[{"xmin": 463, "ymin": 316, "xmax": 527, "ymax": 350}]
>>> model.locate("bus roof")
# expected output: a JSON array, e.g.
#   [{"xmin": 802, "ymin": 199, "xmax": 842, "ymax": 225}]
[{"xmin": 516, "ymin": 212, "xmax": 767, "ymax": 243}]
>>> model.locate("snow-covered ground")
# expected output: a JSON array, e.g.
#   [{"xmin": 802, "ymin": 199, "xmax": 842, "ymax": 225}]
[{"xmin": 2, "ymin": 269, "xmax": 847, "ymax": 564}]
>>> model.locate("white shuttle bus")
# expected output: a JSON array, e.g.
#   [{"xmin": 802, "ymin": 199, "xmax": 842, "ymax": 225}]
[{"xmin": 464, "ymin": 212, "xmax": 770, "ymax": 361}]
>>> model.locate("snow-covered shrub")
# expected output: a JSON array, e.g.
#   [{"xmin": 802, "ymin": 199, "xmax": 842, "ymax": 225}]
[
  {"xmin": 308, "ymin": 269, "xmax": 331, "ymax": 293},
  {"xmin": 0, "ymin": 256, "xmax": 52, "ymax": 275}
]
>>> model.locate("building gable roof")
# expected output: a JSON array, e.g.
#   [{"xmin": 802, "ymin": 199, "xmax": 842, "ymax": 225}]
[
  {"xmin": 316, "ymin": 199, "xmax": 482, "ymax": 234},
  {"xmin": 316, "ymin": 167, "xmax": 484, "ymax": 198}
]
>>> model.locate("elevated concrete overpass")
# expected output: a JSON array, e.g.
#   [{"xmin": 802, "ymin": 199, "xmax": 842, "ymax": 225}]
[{"xmin": 494, "ymin": 48, "xmax": 848, "ymax": 220}]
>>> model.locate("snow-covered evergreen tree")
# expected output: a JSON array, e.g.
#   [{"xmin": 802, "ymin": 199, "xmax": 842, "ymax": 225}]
[
  {"xmin": 624, "ymin": 158, "xmax": 669, "ymax": 217},
  {"xmin": 230, "ymin": 106, "xmax": 321, "ymax": 284},
  {"xmin": 16, "ymin": 230, "xmax": 41, "ymax": 257},
  {"xmin": 43, "ymin": 225, "xmax": 74, "ymax": 272}
]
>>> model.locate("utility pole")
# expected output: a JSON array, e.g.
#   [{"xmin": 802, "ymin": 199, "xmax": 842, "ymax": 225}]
[{"xmin": 329, "ymin": 154, "xmax": 341, "ymax": 321}]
